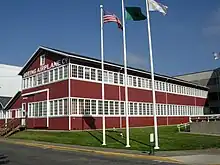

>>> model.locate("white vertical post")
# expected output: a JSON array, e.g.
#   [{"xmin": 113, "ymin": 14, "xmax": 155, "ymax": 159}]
[
  {"xmin": 145, "ymin": 0, "xmax": 159, "ymax": 149},
  {"xmin": 121, "ymin": 0, "xmax": 130, "ymax": 148},
  {"xmin": 100, "ymin": 4, "xmax": 106, "ymax": 146},
  {"xmin": 68, "ymin": 59, "xmax": 71, "ymax": 130}
]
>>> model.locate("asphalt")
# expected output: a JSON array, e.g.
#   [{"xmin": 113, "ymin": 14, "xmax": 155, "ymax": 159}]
[{"xmin": 0, "ymin": 142, "xmax": 181, "ymax": 165}]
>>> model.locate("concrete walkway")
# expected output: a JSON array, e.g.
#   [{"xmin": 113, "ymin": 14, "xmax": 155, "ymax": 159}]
[{"xmin": 1, "ymin": 138, "xmax": 220, "ymax": 165}]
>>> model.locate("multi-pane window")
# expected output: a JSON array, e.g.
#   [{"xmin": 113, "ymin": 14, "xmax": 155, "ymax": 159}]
[
  {"xmin": 43, "ymin": 71, "xmax": 49, "ymax": 84},
  {"xmin": 59, "ymin": 100, "xmax": 63, "ymax": 115},
  {"xmin": 37, "ymin": 73, "xmax": 42, "ymax": 85},
  {"xmin": 109, "ymin": 101, "xmax": 114, "ymax": 115},
  {"xmin": 78, "ymin": 66, "xmax": 83, "ymax": 79},
  {"xmin": 139, "ymin": 103, "xmax": 142, "ymax": 115},
  {"xmin": 98, "ymin": 70, "xmax": 102, "ymax": 81},
  {"xmin": 114, "ymin": 73, "xmax": 118, "ymax": 84},
  {"xmin": 104, "ymin": 71, "xmax": 108, "ymax": 82},
  {"xmin": 104, "ymin": 101, "xmax": 108, "ymax": 115},
  {"xmin": 129, "ymin": 103, "xmax": 133, "ymax": 115},
  {"xmin": 91, "ymin": 100, "xmax": 97, "ymax": 115},
  {"xmin": 91, "ymin": 68, "xmax": 96, "ymax": 80},
  {"xmin": 138, "ymin": 78, "xmax": 141, "ymax": 87},
  {"xmin": 54, "ymin": 68, "xmax": 58, "ymax": 81},
  {"xmin": 109, "ymin": 72, "xmax": 113, "ymax": 83},
  {"xmin": 85, "ymin": 100, "xmax": 90, "ymax": 115},
  {"xmin": 134, "ymin": 103, "xmax": 138, "ymax": 115},
  {"xmin": 85, "ymin": 67, "xmax": 90, "ymax": 80},
  {"xmin": 43, "ymin": 101, "xmax": 47, "ymax": 116},
  {"xmin": 39, "ymin": 102, "xmax": 43, "ymax": 116},
  {"xmin": 72, "ymin": 65, "xmax": 77, "ymax": 78},
  {"xmin": 50, "ymin": 70, "xmax": 54, "ymax": 82},
  {"xmin": 54, "ymin": 100, "xmax": 58, "ymax": 115},
  {"xmin": 133, "ymin": 77, "xmax": 137, "ymax": 87},
  {"xmin": 98, "ymin": 100, "xmax": 103, "ymax": 115},
  {"xmin": 50, "ymin": 101, "xmax": 53, "ymax": 116},
  {"xmin": 79, "ymin": 99, "xmax": 84, "ymax": 114},
  {"xmin": 115, "ymin": 102, "xmax": 119, "ymax": 115},
  {"xmin": 120, "ymin": 74, "xmax": 124, "ymax": 85},
  {"xmin": 72, "ymin": 99, "xmax": 77, "ymax": 114},
  {"xmin": 128, "ymin": 76, "xmax": 132, "ymax": 86},
  {"xmin": 59, "ymin": 67, "xmax": 63, "ymax": 80},
  {"xmin": 64, "ymin": 66, "xmax": 68, "ymax": 78}
]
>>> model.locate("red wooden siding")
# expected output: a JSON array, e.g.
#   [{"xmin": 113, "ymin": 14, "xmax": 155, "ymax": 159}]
[
  {"xmin": 48, "ymin": 117, "xmax": 69, "ymax": 130},
  {"xmin": 22, "ymin": 80, "xmax": 68, "ymax": 100},
  {"xmin": 27, "ymin": 118, "xmax": 47, "ymax": 129},
  {"xmin": 71, "ymin": 79, "xmax": 206, "ymax": 106}
]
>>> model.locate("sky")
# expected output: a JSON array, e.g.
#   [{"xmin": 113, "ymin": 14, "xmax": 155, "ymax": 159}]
[{"xmin": 0, "ymin": 0, "xmax": 220, "ymax": 76}]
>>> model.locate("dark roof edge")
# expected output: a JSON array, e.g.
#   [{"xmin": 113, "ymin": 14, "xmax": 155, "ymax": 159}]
[{"xmin": 4, "ymin": 91, "xmax": 21, "ymax": 110}]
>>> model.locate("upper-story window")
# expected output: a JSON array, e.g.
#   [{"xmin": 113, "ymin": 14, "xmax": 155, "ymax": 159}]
[{"xmin": 40, "ymin": 54, "xmax": 45, "ymax": 66}]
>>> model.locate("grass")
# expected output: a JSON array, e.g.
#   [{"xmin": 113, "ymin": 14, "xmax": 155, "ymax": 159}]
[{"xmin": 9, "ymin": 125, "xmax": 220, "ymax": 151}]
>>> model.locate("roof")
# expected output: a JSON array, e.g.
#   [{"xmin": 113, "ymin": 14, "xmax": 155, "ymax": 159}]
[
  {"xmin": 4, "ymin": 91, "xmax": 21, "ymax": 110},
  {"xmin": 18, "ymin": 46, "xmax": 209, "ymax": 90},
  {"xmin": 0, "ymin": 96, "xmax": 11, "ymax": 110},
  {"xmin": 174, "ymin": 68, "xmax": 219, "ymax": 77}
]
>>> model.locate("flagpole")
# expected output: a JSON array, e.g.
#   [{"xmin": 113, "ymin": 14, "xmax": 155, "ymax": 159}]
[
  {"xmin": 100, "ymin": 4, "xmax": 106, "ymax": 146},
  {"xmin": 121, "ymin": 0, "xmax": 130, "ymax": 148},
  {"xmin": 145, "ymin": 0, "xmax": 159, "ymax": 149}
]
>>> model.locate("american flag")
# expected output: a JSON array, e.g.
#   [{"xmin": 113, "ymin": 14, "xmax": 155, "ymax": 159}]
[{"xmin": 103, "ymin": 11, "xmax": 123, "ymax": 30}]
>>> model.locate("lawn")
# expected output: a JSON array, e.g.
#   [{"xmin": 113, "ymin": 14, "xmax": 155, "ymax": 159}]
[{"xmin": 10, "ymin": 126, "xmax": 220, "ymax": 151}]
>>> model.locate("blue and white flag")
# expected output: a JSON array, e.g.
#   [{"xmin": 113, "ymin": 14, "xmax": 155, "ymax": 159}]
[
  {"xmin": 148, "ymin": 0, "xmax": 168, "ymax": 15},
  {"xmin": 213, "ymin": 52, "xmax": 220, "ymax": 60}
]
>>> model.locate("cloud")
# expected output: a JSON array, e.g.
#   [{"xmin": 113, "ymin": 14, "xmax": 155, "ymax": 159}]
[
  {"xmin": 203, "ymin": 8, "xmax": 220, "ymax": 36},
  {"xmin": 127, "ymin": 52, "xmax": 148, "ymax": 69}
]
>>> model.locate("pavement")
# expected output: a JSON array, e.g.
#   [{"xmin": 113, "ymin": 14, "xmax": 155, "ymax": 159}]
[
  {"xmin": 0, "ymin": 138, "xmax": 220, "ymax": 165},
  {"xmin": 0, "ymin": 140, "xmax": 180, "ymax": 165}
]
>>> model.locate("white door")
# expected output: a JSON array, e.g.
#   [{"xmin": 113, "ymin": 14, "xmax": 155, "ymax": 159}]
[{"xmin": 21, "ymin": 103, "xmax": 26, "ymax": 126}]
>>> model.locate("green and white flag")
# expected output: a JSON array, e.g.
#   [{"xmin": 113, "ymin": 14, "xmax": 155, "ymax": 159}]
[
  {"xmin": 125, "ymin": 7, "xmax": 147, "ymax": 21},
  {"xmin": 148, "ymin": 0, "xmax": 168, "ymax": 15}
]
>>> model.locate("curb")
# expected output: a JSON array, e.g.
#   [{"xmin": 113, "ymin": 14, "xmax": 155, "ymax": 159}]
[{"xmin": 0, "ymin": 139, "xmax": 183, "ymax": 164}]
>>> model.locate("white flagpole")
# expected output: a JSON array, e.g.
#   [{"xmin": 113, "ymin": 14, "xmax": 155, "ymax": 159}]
[
  {"xmin": 121, "ymin": 0, "xmax": 130, "ymax": 148},
  {"xmin": 145, "ymin": 0, "xmax": 159, "ymax": 149},
  {"xmin": 100, "ymin": 4, "xmax": 106, "ymax": 146}
]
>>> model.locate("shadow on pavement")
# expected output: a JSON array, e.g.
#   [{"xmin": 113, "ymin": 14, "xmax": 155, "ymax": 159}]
[{"xmin": 0, "ymin": 154, "xmax": 9, "ymax": 165}]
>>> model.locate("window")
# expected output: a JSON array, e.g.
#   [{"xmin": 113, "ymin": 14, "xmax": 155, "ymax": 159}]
[
  {"xmin": 29, "ymin": 77, "xmax": 32, "ymax": 88},
  {"xmin": 91, "ymin": 68, "xmax": 96, "ymax": 80},
  {"xmin": 28, "ymin": 103, "xmax": 32, "ymax": 117},
  {"xmin": 120, "ymin": 74, "xmax": 124, "ymax": 85},
  {"xmin": 54, "ymin": 100, "xmax": 58, "ymax": 115},
  {"xmin": 85, "ymin": 100, "xmax": 90, "ymax": 115},
  {"xmin": 59, "ymin": 67, "xmax": 63, "ymax": 80},
  {"xmin": 72, "ymin": 99, "xmax": 77, "ymax": 114},
  {"xmin": 91, "ymin": 100, "xmax": 97, "ymax": 115},
  {"xmin": 72, "ymin": 65, "xmax": 77, "ymax": 78},
  {"xmin": 79, "ymin": 99, "xmax": 84, "ymax": 114},
  {"xmin": 37, "ymin": 73, "xmax": 42, "ymax": 85},
  {"xmin": 133, "ymin": 77, "xmax": 137, "ymax": 87},
  {"xmin": 142, "ymin": 78, "xmax": 146, "ymax": 88},
  {"xmin": 43, "ymin": 71, "xmax": 49, "ymax": 84},
  {"xmin": 85, "ymin": 67, "xmax": 90, "ymax": 80},
  {"xmin": 128, "ymin": 76, "xmax": 132, "ymax": 86},
  {"xmin": 33, "ymin": 76, "xmax": 37, "ymax": 86},
  {"xmin": 115, "ymin": 102, "xmax": 119, "ymax": 115},
  {"xmin": 134, "ymin": 103, "xmax": 138, "ymax": 115},
  {"xmin": 143, "ymin": 103, "xmax": 146, "ymax": 115},
  {"xmin": 63, "ymin": 99, "xmax": 68, "ymax": 115},
  {"xmin": 139, "ymin": 103, "xmax": 142, "ymax": 115},
  {"xmin": 54, "ymin": 68, "xmax": 58, "ymax": 81},
  {"xmin": 104, "ymin": 101, "xmax": 108, "ymax": 115},
  {"xmin": 109, "ymin": 101, "xmax": 114, "ymax": 115},
  {"xmin": 129, "ymin": 103, "xmax": 133, "ymax": 115},
  {"xmin": 34, "ymin": 103, "xmax": 39, "ymax": 117},
  {"xmin": 59, "ymin": 100, "xmax": 63, "ymax": 115},
  {"xmin": 50, "ymin": 101, "xmax": 53, "ymax": 116},
  {"xmin": 120, "ymin": 102, "xmax": 124, "ymax": 115},
  {"xmin": 109, "ymin": 72, "xmax": 113, "ymax": 83},
  {"xmin": 43, "ymin": 101, "xmax": 47, "ymax": 116},
  {"xmin": 50, "ymin": 70, "xmax": 54, "ymax": 82},
  {"xmin": 104, "ymin": 71, "xmax": 108, "ymax": 82},
  {"xmin": 114, "ymin": 73, "xmax": 118, "ymax": 84},
  {"xmin": 98, "ymin": 70, "xmax": 102, "ymax": 81},
  {"xmin": 98, "ymin": 100, "xmax": 103, "ymax": 115},
  {"xmin": 138, "ymin": 77, "xmax": 141, "ymax": 87},
  {"xmin": 64, "ymin": 66, "xmax": 68, "ymax": 78},
  {"xmin": 40, "ymin": 54, "xmax": 45, "ymax": 66},
  {"xmin": 78, "ymin": 66, "xmax": 83, "ymax": 79}
]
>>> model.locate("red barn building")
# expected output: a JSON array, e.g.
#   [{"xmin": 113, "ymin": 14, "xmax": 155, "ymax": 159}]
[{"xmin": 0, "ymin": 46, "xmax": 208, "ymax": 130}]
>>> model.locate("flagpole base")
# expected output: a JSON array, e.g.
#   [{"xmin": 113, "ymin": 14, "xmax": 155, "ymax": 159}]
[
  {"xmin": 125, "ymin": 144, "xmax": 131, "ymax": 148},
  {"xmin": 154, "ymin": 146, "xmax": 160, "ymax": 150},
  {"xmin": 102, "ymin": 143, "xmax": 106, "ymax": 146}
]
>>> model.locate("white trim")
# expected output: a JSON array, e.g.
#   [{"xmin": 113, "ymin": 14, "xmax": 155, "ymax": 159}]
[{"xmin": 22, "ymin": 89, "xmax": 49, "ymax": 97}]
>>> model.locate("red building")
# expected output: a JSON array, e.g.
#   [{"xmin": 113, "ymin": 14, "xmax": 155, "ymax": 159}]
[{"xmin": 0, "ymin": 46, "xmax": 208, "ymax": 130}]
